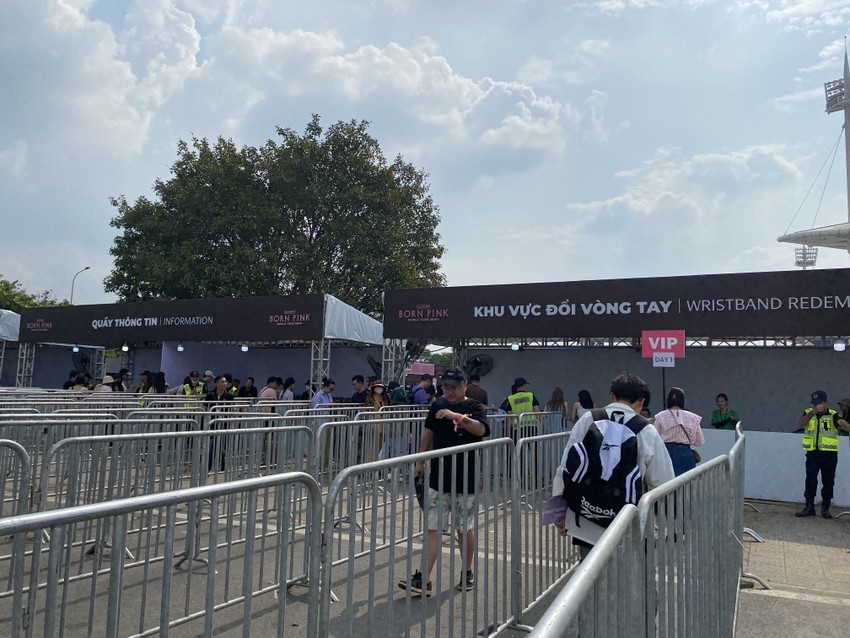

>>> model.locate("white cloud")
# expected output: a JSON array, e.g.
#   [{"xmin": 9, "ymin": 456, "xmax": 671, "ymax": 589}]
[
  {"xmin": 798, "ymin": 38, "xmax": 845, "ymax": 73},
  {"xmin": 572, "ymin": 0, "xmax": 664, "ymax": 16},
  {"xmin": 517, "ymin": 39, "xmax": 612, "ymax": 86},
  {"xmin": 0, "ymin": 1, "xmax": 151, "ymax": 156},
  {"xmin": 769, "ymin": 87, "xmax": 822, "ymax": 112},
  {"xmin": 760, "ymin": 0, "xmax": 850, "ymax": 36},
  {"xmin": 119, "ymin": 0, "xmax": 203, "ymax": 109},
  {"xmin": 0, "ymin": 141, "xmax": 28, "ymax": 180},
  {"xmin": 492, "ymin": 144, "xmax": 816, "ymax": 280}
]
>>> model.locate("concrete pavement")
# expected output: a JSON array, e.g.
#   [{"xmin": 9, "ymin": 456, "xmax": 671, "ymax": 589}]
[{"xmin": 737, "ymin": 500, "xmax": 850, "ymax": 638}]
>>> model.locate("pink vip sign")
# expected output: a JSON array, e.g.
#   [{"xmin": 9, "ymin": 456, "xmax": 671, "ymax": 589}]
[{"xmin": 641, "ymin": 330, "xmax": 686, "ymax": 358}]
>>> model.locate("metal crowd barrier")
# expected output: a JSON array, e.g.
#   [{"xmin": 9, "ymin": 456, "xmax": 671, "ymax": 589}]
[
  {"xmin": 35, "ymin": 422, "xmax": 314, "ymax": 510},
  {"xmin": 315, "ymin": 416, "xmax": 426, "ymax": 487},
  {"xmin": 0, "ymin": 472, "xmax": 322, "ymax": 638},
  {"xmin": 528, "ymin": 431, "xmax": 750, "ymax": 638},
  {"xmin": 0, "ymin": 416, "xmax": 120, "ymax": 490},
  {"xmin": 511, "ymin": 433, "xmax": 577, "ymax": 627},
  {"xmin": 529, "ymin": 506, "xmax": 645, "ymax": 637},
  {"xmin": 0, "ymin": 440, "xmax": 31, "ymax": 518},
  {"xmin": 319, "ymin": 438, "xmax": 518, "ymax": 638}
]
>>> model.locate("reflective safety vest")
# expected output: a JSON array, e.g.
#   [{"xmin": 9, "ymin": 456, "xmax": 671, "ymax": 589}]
[
  {"xmin": 183, "ymin": 382, "xmax": 205, "ymax": 396},
  {"xmin": 507, "ymin": 391, "xmax": 538, "ymax": 427},
  {"xmin": 802, "ymin": 408, "xmax": 840, "ymax": 452}
]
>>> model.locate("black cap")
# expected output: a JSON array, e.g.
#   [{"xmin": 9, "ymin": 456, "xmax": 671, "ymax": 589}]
[
  {"xmin": 189, "ymin": 371, "xmax": 200, "ymax": 377},
  {"xmin": 141, "ymin": 370, "xmax": 152, "ymax": 377},
  {"xmin": 119, "ymin": 368, "xmax": 129, "ymax": 375},
  {"xmin": 514, "ymin": 376, "xmax": 529, "ymax": 387},
  {"xmin": 811, "ymin": 390, "xmax": 828, "ymax": 404},
  {"xmin": 440, "ymin": 368, "xmax": 465, "ymax": 386}
]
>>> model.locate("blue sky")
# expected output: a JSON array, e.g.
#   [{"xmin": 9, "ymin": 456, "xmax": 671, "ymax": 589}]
[{"xmin": 2, "ymin": 0, "xmax": 850, "ymax": 305}]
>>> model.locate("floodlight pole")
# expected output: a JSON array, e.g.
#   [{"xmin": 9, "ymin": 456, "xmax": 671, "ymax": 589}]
[
  {"xmin": 825, "ymin": 50, "xmax": 850, "ymax": 222},
  {"xmin": 70, "ymin": 266, "xmax": 90, "ymax": 304}
]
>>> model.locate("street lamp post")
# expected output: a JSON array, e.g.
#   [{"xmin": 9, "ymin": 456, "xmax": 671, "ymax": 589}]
[{"xmin": 70, "ymin": 266, "xmax": 90, "ymax": 304}]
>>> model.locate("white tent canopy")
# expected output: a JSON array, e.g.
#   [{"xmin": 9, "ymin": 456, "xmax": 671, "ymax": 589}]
[
  {"xmin": 0, "ymin": 310, "xmax": 20, "ymax": 341},
  {"xmin": 323, "ymin": 295, "xmax": 382, "ymax": 345}
]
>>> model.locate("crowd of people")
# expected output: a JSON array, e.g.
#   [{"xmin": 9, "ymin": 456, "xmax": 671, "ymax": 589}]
[{"xmin": 53, "ymin": 361, "xmax": 850, "ymax": 595}]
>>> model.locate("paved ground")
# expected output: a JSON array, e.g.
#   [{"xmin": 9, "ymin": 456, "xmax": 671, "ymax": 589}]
[{"xmin": 737, "ymin": 500, "xmax": 850, "ymax": 638}]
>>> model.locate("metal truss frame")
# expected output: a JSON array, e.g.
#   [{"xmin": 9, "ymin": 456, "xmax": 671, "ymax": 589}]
[
  {"xmin": 16, "ymin": 342, "xmax": 36, "ymax": 388},
  {"xmin": 310, "ymin": 339, "xmax": 331, "ymax": 387},
  {"xmin": 381, "ymin": 338, "xmax": 407, "ymax": 384}
]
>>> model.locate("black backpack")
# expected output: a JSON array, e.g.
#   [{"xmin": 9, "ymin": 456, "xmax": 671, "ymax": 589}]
[{"xmin": 562, "ymin": 408, "xmax": 649, "ymax": 529}]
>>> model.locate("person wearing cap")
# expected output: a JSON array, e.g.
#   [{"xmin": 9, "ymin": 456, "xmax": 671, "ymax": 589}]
[
  {"xmin": 182, "ymin": 371, "xmax": 205, "ymax": 396},
  {"xmin": 398, "ymin": 368, "xmax": 489, "ymax": 597},
  {"xmin": 94, "ymin": 375, "xmax": 116, "ymax": 392},
  {"xmin": 500, "ymin": 377, "xmax": 541, "ymax": 438},
  {"xmin": 794, "ymin": 390, "xmax": 849, "ymax": 518},
  {"xmin": 137, "ymin": 371, "xmax": 153, "ymax": 394},
  {"xmin": 203, "ymin": 370, "xmax": 214, "ymax": 391},
  {"xmin": 364, "ymin": 380, "xmax": 389, "ymax": 409}
]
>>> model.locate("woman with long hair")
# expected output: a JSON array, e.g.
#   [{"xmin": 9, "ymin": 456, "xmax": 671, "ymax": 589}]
[
  {"xmin": 545, "ymin": 387, "xmax": 567, "ymax": 413},
  {"xmin": 652, "ymin": 387, "xmax": 705, "ymax": 476},
  {"xmin": 280, "ymin": 377, "xmax": 296, "ymax": 401},
  {"xmin": 545, "ymin": 386, "xmax": 569, "ymax": 432},
  {"xmin": 149, "ymin": 371, "xmax": 168, "ymax": 394}
]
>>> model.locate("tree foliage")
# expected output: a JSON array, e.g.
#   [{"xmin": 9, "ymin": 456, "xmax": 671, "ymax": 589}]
[
  {"xmin": 106, "ymin": 116, "xmax": 446, "ymax": 315},
  {"xmin": 0, "ymin": 275, "xmax": 67, "ymax": 313}
]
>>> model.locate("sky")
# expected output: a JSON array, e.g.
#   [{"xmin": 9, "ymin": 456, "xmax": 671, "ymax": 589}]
[{"xmin": 3, "ymin": 0, "xmax": 850, "ymax": 306}]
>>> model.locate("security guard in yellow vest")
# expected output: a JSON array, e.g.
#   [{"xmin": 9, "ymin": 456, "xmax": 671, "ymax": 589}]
[
  {"xmin": 500, "ymin": 376, "xmax": 541, "ymax": 439},
  {"xmin": 182, "ymin": 371, "xmax": 206, "ymax": 396},
  {"xmin": 795, "ymin": 390, "xmax": 850, "ymax": 518}
]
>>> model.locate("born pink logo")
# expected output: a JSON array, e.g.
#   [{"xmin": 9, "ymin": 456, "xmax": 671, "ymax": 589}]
[
  {"xmin": 269, "ymin": 310, "xmax": 310, "ymax": 327},
  {"xmin": 26, "ymin": 319, "xmax": 52, "ymax": 332},
  {"xmin": 397, "ymin": 304, "xmax": 449, "ymax": 323}
]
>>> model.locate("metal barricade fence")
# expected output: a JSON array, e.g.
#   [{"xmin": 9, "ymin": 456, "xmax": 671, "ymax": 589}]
[
  {"xmin": 0, "ymin": 416, "xmax": 122, "ymax": 503},
  {"xmin": 0, "ymin": 408, "xmax": 39, "ymax": 417},
  {"xmin": 36, "ymin": 425, "xmax": 315, "ymax": 515},
  {"xmin": 314, "ymin": 415, "xmax": 426, "ymax": 488},
  {"xmin": 529, "ymin": 506, "xmax": 646, "ymax": 638},
  {"xmin": 527, "ymin": 435, "xmax": 747, "ymax": 638},
  {"xmin": 485, "ymin": 412, "xmax": 564, "ymax": 440},
  {"xmin": 0, "ymin": 439, "xmax": 31, "ymax": 519},
  {"xmin": 486, "ymin": 413, "xmax": 516, "ymax": 440},
  {"xmin": 0, "ymin": 440, "xmax": 31, "ymax": 620},
  {"xmin": 638, "ymin": 456, "xmax": 732, "ymax": 638},
  {"xmin": 285, "ymin": 405, "xmax": 374, "ymax": 421},
  {"xmin": 512, "ymin": 433, "xmax": 577, "ymax": 628},
  {"xmin": 0, "ymin": 472, "xmax": 322, "ymax": 638},
  {"xmin": 319, "ymin": 438, "xmax": 518, "ymax": 638},
  {"xmin": 24, "ymin": 426, "xmax": 316, "ymax": 595}
]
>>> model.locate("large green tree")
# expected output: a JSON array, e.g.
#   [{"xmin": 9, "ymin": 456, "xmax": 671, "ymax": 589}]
[
  {"xmin": 0, "ymin": 275, "xmax": 67, "ymax": 313},
  {"xmin": 106, "ymin": 116, "xmax": 446, "ymax": 315}
]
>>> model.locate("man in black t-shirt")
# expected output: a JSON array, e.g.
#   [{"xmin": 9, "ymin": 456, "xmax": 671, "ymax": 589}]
[
  {"xmin": 398, "ymin": 369, "xmax": 489, "ymax": 596},
  {"xmin": 350, "ymin": 375, "xmax": 369, "ymax": 404}
]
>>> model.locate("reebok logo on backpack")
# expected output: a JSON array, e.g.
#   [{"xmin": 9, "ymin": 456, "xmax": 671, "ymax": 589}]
[{"xmin": 562, "ymin": 408, "xmax": 648, "ymax": 529}]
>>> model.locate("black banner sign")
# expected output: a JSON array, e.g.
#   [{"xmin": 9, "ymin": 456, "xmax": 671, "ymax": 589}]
[
  {"xmin": 383, "ymin": 269, "xmax": 850, "ymax": 339},
  {"xmin": 19, "ymin": 295, "xmax": 326, "ymax": 345}
]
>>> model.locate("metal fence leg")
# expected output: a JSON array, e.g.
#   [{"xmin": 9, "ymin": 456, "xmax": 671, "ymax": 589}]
[{"xmin": 741, "ymin": 572, "xmax": 772, "ymax": 590}]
